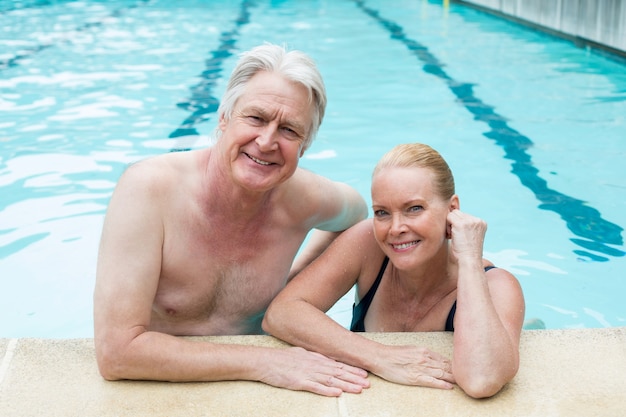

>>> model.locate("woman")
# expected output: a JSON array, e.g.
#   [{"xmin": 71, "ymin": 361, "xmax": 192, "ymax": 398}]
[{"xmin": 263, "ymin": 143, "xmax": 525, "ymax": 398}]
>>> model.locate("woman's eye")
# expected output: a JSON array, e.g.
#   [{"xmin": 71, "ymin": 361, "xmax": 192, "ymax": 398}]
[
  {"xmin": 408, "ymin": 205, "xmax": 423, "ymax": 213},
  {"xmin": 373, "ymin": 209, "xmax": 388, "ymax": 217}
]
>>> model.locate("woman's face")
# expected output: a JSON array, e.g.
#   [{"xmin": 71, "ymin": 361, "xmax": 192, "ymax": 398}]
[{"xmin": 371, "ymin": 166, "xmax": 454, "ymax": 269}]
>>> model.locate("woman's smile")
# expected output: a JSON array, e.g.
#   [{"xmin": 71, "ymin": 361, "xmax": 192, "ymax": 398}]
[{"xmin": 390, "ymin": 240, "xmax": 420, "ymax": 251}]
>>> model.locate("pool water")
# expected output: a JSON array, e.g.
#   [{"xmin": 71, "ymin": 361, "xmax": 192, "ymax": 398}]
[{"xmin": 1, "ymin": 0, "xmax": 625, "ymax": 337}]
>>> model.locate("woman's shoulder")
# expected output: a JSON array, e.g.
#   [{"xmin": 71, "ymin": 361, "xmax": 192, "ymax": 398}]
[
  {"xmin": 483, "ymin": 259, "xmax": 519, "ymax": 286},
  {"xmin": 324, "ymin": 218, "xmax": 383, "ymax": 266},
  {"xmin": 336, "ymin": 218, "xmax": 378, "ymax": 243}
]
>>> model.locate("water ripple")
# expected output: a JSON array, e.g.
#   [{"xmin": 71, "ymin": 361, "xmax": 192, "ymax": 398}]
[{"xmin": 354, "ymin": 0, "xmax": 624, "ymax": 260}]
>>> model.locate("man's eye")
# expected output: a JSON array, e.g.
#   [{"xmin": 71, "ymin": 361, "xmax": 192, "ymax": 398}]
[
  {"xmin": 281, "ymin": 125, "xmax": 299, "ymax": 134},
  {"xmin": 281, "ymin": 126, "xmax": 303, "ymax": 140}
]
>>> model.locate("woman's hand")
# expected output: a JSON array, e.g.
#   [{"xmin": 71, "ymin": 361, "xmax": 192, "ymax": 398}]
[
  {"xmin": 446, "ymin": 209, "xmax": 487, "ymax": 264},
  {"xmin": 372, "ymin": 345, "xmax": 455, "ymax": 390}
]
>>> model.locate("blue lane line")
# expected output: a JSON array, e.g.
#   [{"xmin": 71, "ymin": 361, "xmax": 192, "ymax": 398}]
[
  {"xmin": 0, "ymin": 44, "xmax": 52, "ymax": 70},
  {"xmin": 0, "ymin": 0, "xmax": 52, "ymax": 14},
  {"xmin": 167, "ymin": 0, "xmax": 257, "ymax": 151},
  {"xmin": 0, "ymin": 0, "xmax": 152, "ymax": 71},
  {"xmin": 353, "ymin": 0, "xmax": 624, "ymax": 261}
]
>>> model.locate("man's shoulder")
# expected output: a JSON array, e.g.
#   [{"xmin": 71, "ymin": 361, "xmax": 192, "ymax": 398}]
[
  {"xmin": 116, "ymin": 151, "xmax": 200, "ymax": 195},
  {"xmin": 124, "ymin": 151, "xmax": 200, "ymax": 179},
  {"xmin": 283, "ymin": 167, "xmax": 335, "ymax": 203},
  {"xmin": 289, "ymin": 166, "xmax": 334, "ymax": 187}
]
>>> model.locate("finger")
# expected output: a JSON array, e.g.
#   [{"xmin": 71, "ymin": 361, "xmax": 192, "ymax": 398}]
[
  {"xmin": 324, "ymin": 375, "xmax": 368, "ymax": 394},
  {"xmin": 302, "ymin": 374, "xmax": 366, "ymax": 397},
  {"xmin": 422, "ymin": 358, "xmax": 455, "ymax": 384},
  {"xmin": 310, "ymin": 355, "xmax": 369, "ymax": 385},
  {"xmin": 312, "ymin": 365, "xmax": 370, "ymax": 393},
  {"xmin": 443, "ymin": 362, "xmax": 456, "ymax": 383},
  {"xmin": 436, "ymin": 368, "xmax": 456, "ymax": 384},
  {"xmin": 333, "ymin": 371, "xmax": 370, "ymax": 389},
  {"xmin": 415, "ymin": 373, "xmax": 455, "ymax": 390},
  {"xmin": 300, "ymin": 380, "xmax": 344, "ymax": 397},
  {"xmin": 333, "ymin": 365, "xmax": 370, "ymax": 385}
]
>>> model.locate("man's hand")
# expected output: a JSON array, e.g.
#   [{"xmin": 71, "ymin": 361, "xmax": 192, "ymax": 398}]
[{"xmin": 259, "ymin": 347, "xmax": 370, "ymax": 397}]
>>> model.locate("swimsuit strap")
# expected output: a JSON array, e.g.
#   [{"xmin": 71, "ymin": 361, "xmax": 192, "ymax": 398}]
[
  {"xmin": 445, "ymin": 265, "xmax": 498, "ymax": 331},
  {"xmin": 350, "ymin": 256, "xmax": 389, "ymax": 332},
  {"xmin": 353, "ymin": 262, "xmax": 499, "ymax": 332}
]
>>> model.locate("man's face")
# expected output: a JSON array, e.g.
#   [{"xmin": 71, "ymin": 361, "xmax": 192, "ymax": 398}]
[{"xmin": 218, "ymin": 71, "xmax": 314, "ymax": 193}]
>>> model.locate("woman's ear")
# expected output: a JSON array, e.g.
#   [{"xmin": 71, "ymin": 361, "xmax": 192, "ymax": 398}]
[
  {"xmin": 449, "ymin": 194, "xmax": 460, "ymax": 211},
  {"xmin": 445, "ymin": 195, "xmax": 459, "ymax": 240}
]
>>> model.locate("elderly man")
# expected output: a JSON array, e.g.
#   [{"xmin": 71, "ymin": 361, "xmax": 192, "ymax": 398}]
[{"xmin": 94, "ymin": 44, "xmax": 369, "ymax": 397}]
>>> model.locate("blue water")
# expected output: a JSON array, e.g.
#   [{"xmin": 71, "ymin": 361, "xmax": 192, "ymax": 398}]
[{"xmin": 1, "ymin": 0, "xmax": 625, "ymax": 337}]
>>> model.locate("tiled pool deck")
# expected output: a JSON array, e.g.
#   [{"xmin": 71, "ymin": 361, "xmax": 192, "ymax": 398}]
[{"xmin": 1, "ymin": 328, "xmax": 625, "ymax": 416}]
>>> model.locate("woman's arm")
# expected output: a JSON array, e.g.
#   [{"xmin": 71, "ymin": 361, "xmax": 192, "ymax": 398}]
[
  {"xmin": 264, "ymin": 220, "xmax": 379, "ymax": 365},
  {"xmin": 447, "ymin": 209, "xmax": 525, "ymax": 398},
  {"xmin": 264, "ymin": 220, "xmax": 455, "ymax": 390}
]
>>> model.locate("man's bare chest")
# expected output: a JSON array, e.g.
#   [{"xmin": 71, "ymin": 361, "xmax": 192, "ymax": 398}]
[{"xmin": 151, "ymin": 219, "xmax": 306, "ymax": 333}]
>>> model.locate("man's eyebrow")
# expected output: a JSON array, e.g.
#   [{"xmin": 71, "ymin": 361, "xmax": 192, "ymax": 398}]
[
  {"xmin": 245, "ymin": 106, "xmax": 307, "ymax": 134},
  {"xmin": 243, "ymin": 105, "xmax": 267, "ymax": 116}
]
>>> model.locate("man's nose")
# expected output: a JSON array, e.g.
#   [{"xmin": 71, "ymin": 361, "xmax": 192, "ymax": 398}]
[{"xmin": 256, "ymin": 124, "xmax": 279, "ymax": 151}]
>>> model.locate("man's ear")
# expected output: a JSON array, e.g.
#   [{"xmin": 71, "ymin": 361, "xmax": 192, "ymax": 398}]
[
  {"xmin": 449, "ymin": 194, "xmax": 460, "ymax": 211},
  {"xmin": 218, "ymin": 113, "xmax": 227, "ymax": 131}
]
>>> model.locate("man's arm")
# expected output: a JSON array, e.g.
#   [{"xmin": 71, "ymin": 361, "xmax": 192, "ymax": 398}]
[
  {"xmin": 288, "ymin": 230, "xmax": 339, "ymax": 280},
  {"xmin": 93, "ymin": 162, "xmax": 368, "ymax": 395},
  {"xmin": 289, "ymin": 171, "xmax": 367, "ymax": 279}
]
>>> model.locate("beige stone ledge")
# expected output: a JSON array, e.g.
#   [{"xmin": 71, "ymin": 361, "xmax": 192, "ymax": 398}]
[{"xmin": 1, "ymin": 328, "xmax": 625, "ymax": 417}]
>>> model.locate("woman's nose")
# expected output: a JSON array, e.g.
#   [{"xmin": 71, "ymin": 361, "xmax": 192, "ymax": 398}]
[{"xmin": 390, "ymin": 214, "xmax": 407, "ymax": 234}]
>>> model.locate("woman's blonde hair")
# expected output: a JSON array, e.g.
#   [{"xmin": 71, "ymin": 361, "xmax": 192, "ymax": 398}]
[{"xmin": 373, "ymin": 143, "xmax": 455, "ymax": 200}]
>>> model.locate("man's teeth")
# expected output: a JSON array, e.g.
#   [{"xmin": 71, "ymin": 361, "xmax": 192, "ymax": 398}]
[
  {"xmin": 249, "ymin": 154, "xmax": 271, "ymax": 165},
  {"xmin": 393, "ymin": 241, "xmax": 417, "ymax": 249}
]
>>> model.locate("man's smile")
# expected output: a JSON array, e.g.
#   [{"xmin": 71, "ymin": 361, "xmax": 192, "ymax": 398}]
[{"xmin": 245, "ymin": 152, "xmax": 273, "ymax": 166}]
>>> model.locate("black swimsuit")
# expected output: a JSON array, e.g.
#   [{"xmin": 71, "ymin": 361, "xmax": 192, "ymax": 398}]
[{"xmin": 350, "ymin": 257, "xmax": 497, "ymax": 332}]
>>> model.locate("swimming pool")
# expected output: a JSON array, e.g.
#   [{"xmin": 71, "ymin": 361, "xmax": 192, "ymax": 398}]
[{"xmin": 1, "ymin": 0, "xmax": 625, "ymax": 337}]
